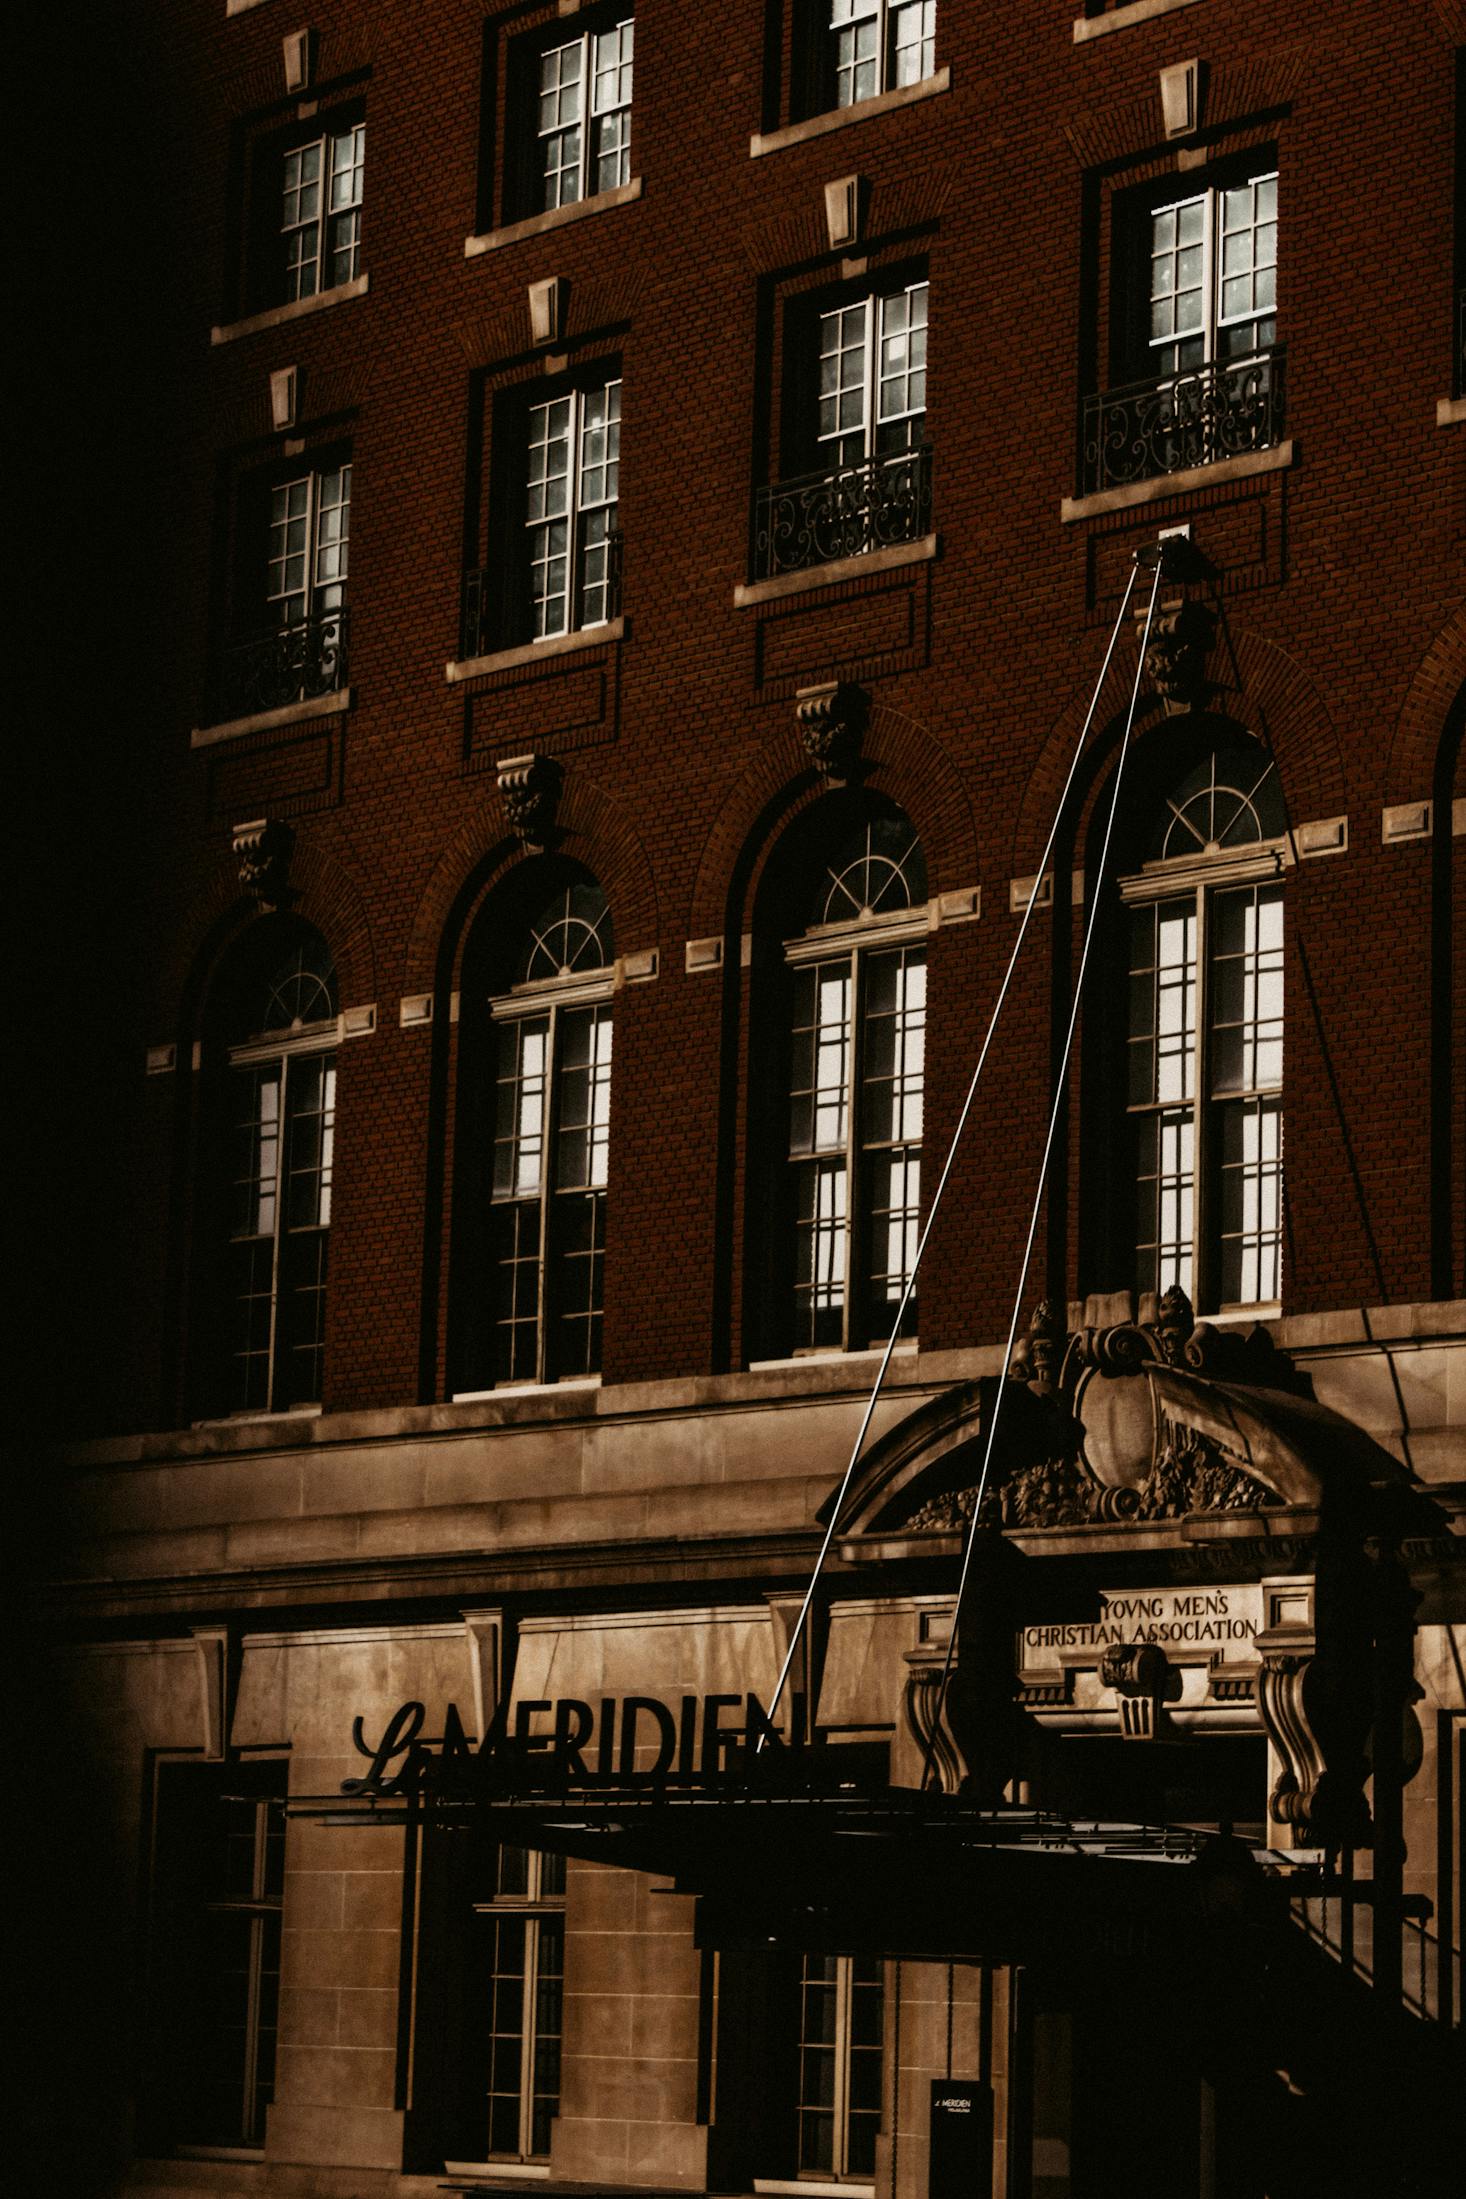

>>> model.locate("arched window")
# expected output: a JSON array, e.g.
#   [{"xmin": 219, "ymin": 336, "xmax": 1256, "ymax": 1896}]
[
  {"xmin": 1119, "ymin": 745, "xmax": 1286, "ymax": 1308},
  {"xmin": 456, "ymin": 874, "xmax": 614, "ymax": 1390},
  {"xmin": 775, "ymin": 808, "xmax": 927, "ymax": 1354},
  {"xmin": 207, "ymin": 922, "xmax": 338, "ymax": 1415}
]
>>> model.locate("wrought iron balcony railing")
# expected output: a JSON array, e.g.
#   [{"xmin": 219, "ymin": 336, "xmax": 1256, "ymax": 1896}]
[
  {"xmin": 221, "ymin": 606, "xmax": 349, "ymax": 719},
  {"xmin": 753, "ymin": 442, "xmax": 932, "ymax": 581},
  {"xmin": 461, "ymin": 528, "xmax": 623, "ymax": 660},
  {"xmin": 1080, "ymin": 347, "xmax": 1286, "ymax": 497}
]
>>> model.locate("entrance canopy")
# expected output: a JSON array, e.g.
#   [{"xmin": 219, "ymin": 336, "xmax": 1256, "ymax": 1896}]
[{"xmin": 291, "ymin": 1772, "xmax": 1316, "ymax": 1969}]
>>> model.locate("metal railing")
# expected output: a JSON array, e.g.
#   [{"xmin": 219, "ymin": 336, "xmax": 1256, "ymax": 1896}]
[
  {"xmin": 752, "ymin": 442, "xmax": 932, "ymax": 581},
  {"xmin": 1291, "ymin": 1891, "xmax": 1459, "ymax": 2027},
  {"xmin": 1080, "ymin": 347, "xmax": 1286, "ymax": 496},
  {"xmin": 221, "ymin": 606, "xmax": 349, "ymax": 718},
  {"xmin": 460, "ymin": 529, "xmax": 623, "ymax": 661}
]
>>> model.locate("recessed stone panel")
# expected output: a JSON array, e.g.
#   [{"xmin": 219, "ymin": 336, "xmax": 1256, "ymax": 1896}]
[
  {"xmin": 206, "ymin": 726, "xmax": 341, "ymax": 820},
  {"xmin": 755, "ymin": 565, "xmax": 929, "ymax": 695}
]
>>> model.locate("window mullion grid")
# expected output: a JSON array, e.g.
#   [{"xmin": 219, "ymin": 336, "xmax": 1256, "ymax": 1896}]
[
  {"xmin": 842, "ymin": 948, "xmax": 866, "ymax": 1353},
  {"xmin": 262, "ymin": 1057, "xmax": 290, "ymax": 1412},
  {"xmin": 861, "ymin": 298, "xmax": 879, "ymax": 464},
  {"xmin": 301, "ymin": 472, "xmax": 320, "ymax": 625},
  {"xmin": 563, "ymin": 388, "xmax": 585, "ymax": 637},
  {"xmin": 1189, "ymin": 883, "xmax": 1211, "ymax": 1310},
  {"xmin": 518, "ymin": 1909, "xmax": 542, "ymax": 2154},
  {"xmin": 832, "ymin": 1957, "xmax": 853, "ymax": 2177},
  {"xmin": 534, "ymin": 1001, "xmax": 560, "ymax": 1383},
  {"xmin": 575, "ymin": 30, "xmax": 593, "ymax": 202},
  {"xmin": 240, "ymin": 1799, "xmax": 271, "ymax": 2141}
]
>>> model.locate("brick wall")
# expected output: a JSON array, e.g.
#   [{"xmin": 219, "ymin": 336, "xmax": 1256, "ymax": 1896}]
[{"xmin": 36, "ymin": 0, "xmax": 1466, "ymax": 1431}]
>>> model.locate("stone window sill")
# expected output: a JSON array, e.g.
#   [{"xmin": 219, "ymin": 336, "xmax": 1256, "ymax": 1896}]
[
  {"xmin": 211, "ymin": 274, "xmax": 370, "ymax": 347},
  {"xmin": 750, "ymin": 69, "xmax": 950, "ymax": 158},
  {"xmin": 1060, "ymin": 440, "xmax": 1294, "ymax": 524},
  {"xmin": 1073, "ymin": 0, "xmax": 1204, "ymax": 43},
  {"xmin": 1436, "ymin": 396, "xmax": 1466, "ymax": 427},
  {"xmin": 225, "ymin": 0, "xmax": 271, "ymax": 14},
  {"xmin": 191, "ymin": 1407, "xmax": 322, "ymax": 1431},
  {"xmin": 446, "ymin": 617, "xmax": 625, "ymax": 683},
  {"xmin": 465, "ymin": 178, "xmax": 643, "ymax": 258},
  {"xmin": 190, "ymin": 686, "xmax": 352, "ymax": 750},
  {"xmin": 733, "ymin": 534, "xmax": 937, "ymax": 608}
]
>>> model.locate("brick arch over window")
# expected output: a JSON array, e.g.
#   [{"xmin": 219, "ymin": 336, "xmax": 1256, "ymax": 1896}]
[
  {"xmin": 687, "ymin": 702, "xmax": 977, "ymax": 941},
  {"xmin": 1011, "ymin": 624, "xmax": 1345, "ymax": 875},
  {"xmin": 402, "ymin": 775, "xmax": 658, "ymax": 999},
  {"xmin": 1385, "ymin": 600, "xmax": 1466, "ymax": 805},
  {"xmin": 165, "ymin": 836, "xmax": 377, "ymax": 1042}
]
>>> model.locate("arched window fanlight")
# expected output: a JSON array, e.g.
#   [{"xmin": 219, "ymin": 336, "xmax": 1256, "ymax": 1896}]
[
  {"xmin": 1149, "ymin": 749, "xmax": 1286, "ymax": 862},
  {"xmin": 252, "ymin": 934, "xmax": 339, "ymax": 1035},
  {"xmin": 517, "ymin": 881, "xmax": 614, "ymax": 984},
  {"xmin": 457, "ymin": 873, "xmax": 615, "ymax": 1392},
  {"xmin": 1121, "ymin": 744, "xmax": 1285, "ymax": 1310},
  {"xmin": 209, "ymin": 923, "xmax": 338, "ymax": 1416},
  {"xmin": 811, "ymin": 816, "xmax": 928, "ymax": 926},
  {"xmin": 778, "ymin": 807, "xmax": 928, "ymax": 1356}
]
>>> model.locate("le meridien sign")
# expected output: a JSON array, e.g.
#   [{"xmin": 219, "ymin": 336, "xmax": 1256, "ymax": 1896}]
[
  {"xmin": 345, "ymin": 1692, "xmax": 812, "ymax": 1797},
  {"xmin": 1021, "ymin": 1584, "xmax": 1261, "ymax": 1659}
]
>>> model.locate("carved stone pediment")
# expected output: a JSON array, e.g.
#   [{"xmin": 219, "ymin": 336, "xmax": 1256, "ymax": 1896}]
[{"xmin": 884, "ymin": 1289, "xmax": 1286, "ymax": 1534}]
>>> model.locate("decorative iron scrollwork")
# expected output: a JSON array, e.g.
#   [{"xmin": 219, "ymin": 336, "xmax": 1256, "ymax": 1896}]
[
  {"xmin": 221, "ymin": 607, "xmax": 349, "ymax": 718},
  {"xmin": 1081, "ymin": 348, "xmax": 1285, "ymax": 496},
  {"xmin": 753, "ymin": 443, "xmax": 932, "ymax": 580}
]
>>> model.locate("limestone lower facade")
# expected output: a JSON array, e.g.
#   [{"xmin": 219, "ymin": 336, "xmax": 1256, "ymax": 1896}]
[{"xmin": 40, "ymin": 1296, "xmax": 1466, "ymax": 2199}]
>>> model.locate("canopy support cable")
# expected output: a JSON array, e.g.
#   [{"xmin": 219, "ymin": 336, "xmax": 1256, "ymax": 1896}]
[
  {"xmin": 916, "ymin": 550, "xmax": 1166, "ymax": 1793},
  {"xmin": 763, "ymin": 555, "xmax": 1150, "ymax": 1745}
]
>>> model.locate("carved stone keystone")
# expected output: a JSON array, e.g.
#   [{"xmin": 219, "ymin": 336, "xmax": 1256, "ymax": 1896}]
[
  {"xmin": 233, "ymin": 817, "xmax": 297, "ymax": 907},
  {"xmin": 496, "ymin": 752, "xmax": 559, "ymax": 846},
  {"xmin": 795, "ymin": 681, "xmax": 867, "ymax": 778},
  {"xmin": 1143, "ymin": 599, "xmax": 1215, "ymax": 714}
]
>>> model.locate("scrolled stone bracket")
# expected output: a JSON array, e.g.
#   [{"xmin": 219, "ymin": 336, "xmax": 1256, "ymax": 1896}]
[
  {"xmin": 1139, "ymin": 597, "xmax": 1216, "ymax": 715},
  {"xmin": 795, "ymin": 680, "xmax": 868, "ymax": 780},
  {"xmin": 1256, "ymin": 1645, "xmax": 1327, "ymax": 1844},
  {"xmin": 1099, "ymin": 1640, "xmax": 1173, "ymax": 1740},
  {"xmin": 901, "ymin": 1644, "xmax": 971, "ymax": 1796},
  {"xmin": 496, "ymin": 751, "xmax": 561, "ymax": 847},
  {"xmin": 233, "ymin": 816, "xmax": 298, "ymax": 908}
]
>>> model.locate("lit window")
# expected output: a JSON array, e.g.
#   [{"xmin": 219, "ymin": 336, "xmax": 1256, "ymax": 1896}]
[
  {"xmin": 1122, "ymin": 750, "xmax": 1286, "ymax": 1308},
  {"xmin": 535, "ymin": 14, "xmax": 633, "ymax": 210},
  {"xmin": 224, "ymin": 458, "xmax": 350, "ymax": 717},
  {"xmin": 472, "ymin": 1848, "xmax": 567, "ymax": 2161},
  {"xmin": 785, "ymin": 816, "xmax": 926, "ymax": 1352},
  {"xmin": 818, "ymin": 282, "xmax": 928, "ymax": 466},
  {"xmin": 267, "ymin": 463, "xmax": 350, "ymax": 631},
  {"xmin": 459, "ymin": 881, "xmax": 614, "ymax": 1389},
  {"xmin": 1084, "ymin": 165, "xmax": 1282, "ymax": 493},
  {"xmin": 796, "ymin": 1954, "xmax": 884, "ymax": 2177},
  {"xmin": 525, "ymin": 381, "xmax": 620, "ymax": 639},
  {"xmin": 145, "ymin": 1762, "xmax": 286, "ymax": 2151},
  {"xmin": 281, "ymin": 121, "xmax": 364, "ymax": 301},
  {"xmin": 756, "ymin": 284, "xmax": 928, "ymax": 577},
  {"xmin": 1148, "ymin": 172, "xmax": 1277, "ymax": 379},
  {"xmin": 827, "ymin": 1, "xmax": 935, "ymax": 109},
  {"xmin": 215, "ymin": 930, "xmax": 338, "ymax": 1414}
]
